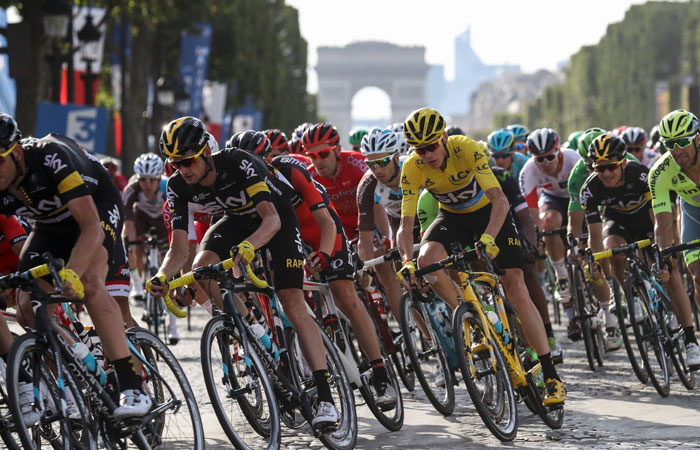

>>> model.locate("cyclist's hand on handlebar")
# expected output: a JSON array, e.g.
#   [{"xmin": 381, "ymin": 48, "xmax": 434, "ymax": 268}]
[
  {"xmin": 60, "ymin": 269, "xmax": 84, "ymax": 300},
  {"xmin": 146, "ymin": 272, "xmax": 168, "ymax": 297},
  {"xmin": 397, "ymin": 260, "xmax": 417, "ymax": 289},
  {"xmin": 234, "ymin": 240, "xmax": 256, "ymax": 266},
  {"xmin": 657, "ymin": 258, "xmax": 672, "ymax": 283},
  {"xmin": 479, "ymin": 233, "xmax": 499, "ymax": 259},
  {"xmin": 306, "ymin": 250, "xmax": 331, "ymax": 275},
  {"xmin": 584, "ymin": 262, "xmax": 603, "ymax": 283}
]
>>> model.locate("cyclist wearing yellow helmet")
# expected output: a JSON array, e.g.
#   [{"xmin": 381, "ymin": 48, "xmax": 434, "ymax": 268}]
[{"xmin": 397, "ymin": 107, "xmax": 566, "ymax": 405}]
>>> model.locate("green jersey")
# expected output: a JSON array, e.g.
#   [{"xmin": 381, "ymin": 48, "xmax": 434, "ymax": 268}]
[{"xmin": 649, "ymin": 152, "xmax": 700, "ymax": 214}]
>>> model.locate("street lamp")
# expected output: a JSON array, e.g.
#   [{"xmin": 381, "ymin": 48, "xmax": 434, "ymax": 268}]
[
  {"xmin": 77, "ymin": 11, "xmax": 101, "ymax": 105},
  {"xmin": 43, "ymin": 0, "xmax": 72, "ymax": 103}
]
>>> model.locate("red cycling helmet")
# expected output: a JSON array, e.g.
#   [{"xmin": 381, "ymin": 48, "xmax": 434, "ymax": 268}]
[
  {"xmin": 301, "ymin": 123, "xmax": 339, "ymax": 153},
  {"xmin": 288, "ymin": 137, "xmax": 303, "ymax": 154},
  {"xmin": 264, "ymin": 129, "xmax": 288, "ymax": 151}
]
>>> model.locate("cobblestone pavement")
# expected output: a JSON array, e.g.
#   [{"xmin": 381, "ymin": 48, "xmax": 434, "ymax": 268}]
[
  {"xmin": 154, "ymin": 304, "xmax": 700, "ymax": 449},
  {"xmin": 14, "ymin": 302, "xmax": 697, "ymax": 449}
]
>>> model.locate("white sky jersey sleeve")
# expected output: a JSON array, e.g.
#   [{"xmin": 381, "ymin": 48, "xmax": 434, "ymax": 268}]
[{"xmin": 519, "ymin": 149, "xmax": 581, "ymax": 207}]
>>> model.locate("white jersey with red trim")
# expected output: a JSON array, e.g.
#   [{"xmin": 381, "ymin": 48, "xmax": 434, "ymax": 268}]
[{"xmin": 519, "ymin": 149, "xmax": 581, "ymax": 207}]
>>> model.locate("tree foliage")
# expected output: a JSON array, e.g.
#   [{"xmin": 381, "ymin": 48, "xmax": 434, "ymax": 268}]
[{"xmin": 493, "ymin": 1, "xmax": 700, "ymax": 138}]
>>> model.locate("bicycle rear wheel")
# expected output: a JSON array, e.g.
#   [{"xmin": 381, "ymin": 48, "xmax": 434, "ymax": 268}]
[
  {"xmin": 626, "ymin": 277, "xmax": 670, "ymax": 397},
  {"xmin": 127, "ymin": 327, "xmax": 204, "ymax": 449},
  {"xmin": 453, "ymin": 302, "xmax": 517, "ymax": 441},
  {"xmin": 7, "ymin": 333, "xmax": 95, "ymax": 450},
  {"xmin": 201, "ymin": 315, "xmax": 280, "ymax": 450},
  {"xmin": 572, "ymin": 266, "xmax": 599, "ymax": 371},
  {"xmin": 399, "ymin": 293, "xmax": 455, "ymax": 416},
  {"xmin": 358, "ymin": 352, "xmax": 404, "ymax": 432},
  {"xmin": 0, "ymin": 358, "xmax": 21, "ymax": 450},
  {"xmin": 658, "ymin": 297, "xmax": 696, "ymax": 390}
]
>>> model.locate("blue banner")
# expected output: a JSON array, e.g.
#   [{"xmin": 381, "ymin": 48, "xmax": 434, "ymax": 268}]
[
  {"xmin": 35, "ymin": 102, "xmax": 109, "ymax": 154},
  {"xmin": 178, "ymin": 24, "xmax": 212, "ymax": 118}
]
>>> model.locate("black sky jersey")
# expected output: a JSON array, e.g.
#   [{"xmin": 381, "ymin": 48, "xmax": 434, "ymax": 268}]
[
  {"xmin": 0, "ymin": 134, "xmax": 119, "ymax": 224},
  {"xmin": 579, "ymin": 161, "xmax": 652, "ymax": 224},
  {"xmin": 167, "ymin": 148, "xmax": 296, "ymax": 231}
]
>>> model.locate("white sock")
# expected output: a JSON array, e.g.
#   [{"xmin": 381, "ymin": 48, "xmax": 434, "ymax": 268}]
[
  {"xmin": 201, "ymin": 299, "xmax": 214, "ymax": 316},
  {"xmin": 551, "ymin": 258, "xmax": 568, "ymax": 281},
  {"xmin": 130, "ymin": 269, "xmax": 142, "ymax": 292}
]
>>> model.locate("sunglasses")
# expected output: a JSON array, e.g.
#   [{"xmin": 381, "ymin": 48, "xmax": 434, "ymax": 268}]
[
  {"xmin": 492, "ymin": 152, "xmax": 513, "ymax": 160},
  {"xmin": 593, "ymin": 160, "xmax": 622, "ymax": 173},
  {"xmin": 308, "ymin": 146, "xmax": 336, "ymax": 160},
  {"xmin": 415, "ymin": 140, "xmax": 442, "ymax": 156},
  {"xmin": 138, "ymin": 177, "xmax": 160, "ymax": 183},
  {"xmin": 365, "ymin": 155, "xmax": 393, "ymax": 169},
  {"xmin": 169, "ymin": 146, "xmax": 205, "ymax": 170},
  {"xmin": 514, "ymin": 143, "xmax": 526, "ymax": 150},
  {"xmin": 662, "ymin": 135, "xmax": 696, "ymax": 151},
  {"xmin": 535, "ymin": 152, "xmax": 558, "ymax": 163},
  {"xmin": 0, "ymin": 142, "xmax": 17, "ymax": 159}
]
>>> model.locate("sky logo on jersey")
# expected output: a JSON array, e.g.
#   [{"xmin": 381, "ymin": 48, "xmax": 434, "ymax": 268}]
[
  {"xmin": 107, "ymin": 204, "xmax": 120, "ymax": 230},
  {"xmin": 239, "ymin": 159, "xmax": 257, "ymax": 179},
  {"xmin": 43, "ymin": 153, "xmax": 67, "ymax": 174}
]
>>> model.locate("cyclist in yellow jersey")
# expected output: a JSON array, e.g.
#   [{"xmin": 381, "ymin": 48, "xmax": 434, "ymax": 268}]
[{"xmin": 396, "ymin": 108, "xmax": 565, "ymax": 405}]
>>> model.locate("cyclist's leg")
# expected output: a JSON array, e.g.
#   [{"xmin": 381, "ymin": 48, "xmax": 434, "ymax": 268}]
[
  {"xmin": 0, "ymin": 314, "xmax": 11, "ymax": 356},
  {"xmin": 540, "ymin": 195, "xmax": 568, "ymax": 293},
  {"xmin": 374, "ymin": 261, "xmax": 402, "ymax": 318}
]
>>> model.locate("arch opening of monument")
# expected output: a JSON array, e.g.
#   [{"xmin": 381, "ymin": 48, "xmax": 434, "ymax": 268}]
[{"xmin": 351, "ymin": 86, "xmax": 392, "ymax": 131}]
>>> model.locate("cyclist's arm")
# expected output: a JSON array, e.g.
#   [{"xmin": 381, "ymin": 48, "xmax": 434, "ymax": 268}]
[
  {"xmin": 516, "ymin": 207, "xmax": 537, "ymax": 247},
  {"xmin": 587, "ymin": 222, "xmax": 604, "ymax": 253},
  {"xmin": 374, "ymin": 203, "xmax": 390, "ymax": 238},
  {"xmin": 483, "ymin": 186, "xmax": 509, "ymax": 239},
  {"xmin": 311, "ymin": 207, "xmax": 337, "ymax": 256},
  {"xmin": 240, "ymin": 200, "xmax": 281, "ymax": 251},
  {"xmin": 397, "ymin": 215, "xmax": 416, "ymax": 263},
  {"xmin": 65, "ymin": 195, "xmax": 106, "ymax": 277},
  {"xmin": 122, "ymin": 220, "xmax": 136, "ymax": 245},
  {"xmin": 654, "ymin": 212, "xmax": 674, "ymax": 250},
  {"xmin": 158, "ymin": 229, "xmax": 190, "ymax": 278},
  {"xmin": 357, "ymin": 230, "xmax": 375, "ymax": 261},
  {"xmin": 568, "ymin": 211, "xmax": 585, "ymax": 238}
]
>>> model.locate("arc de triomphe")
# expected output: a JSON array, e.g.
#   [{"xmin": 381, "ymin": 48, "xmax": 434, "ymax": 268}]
[{"xmin": 316, "ymin": 41, "xmax": 428, "ymax": 144}]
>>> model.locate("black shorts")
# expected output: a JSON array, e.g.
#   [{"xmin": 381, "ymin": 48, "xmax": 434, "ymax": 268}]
[
  {"xmin": 540, "ymin": 192, "xmax": 569, "ymax": 228},
  {"xmin": 422, "ymin": 204, "xmax": 524, "ymax": 270},
  {"xmin": 199, "ymin": 212, "xmax": 304, "ymax": 291},
  {"xmin": 603, "ymin": 213, "xmax": 653, "ymax": 243},
  {"xmin": 18, "ymin": 197, "xmax": 130, "ymax": 297},
  {"xmin": 320, "ymin": 232, "xmax": 354, "ymax": 283}
]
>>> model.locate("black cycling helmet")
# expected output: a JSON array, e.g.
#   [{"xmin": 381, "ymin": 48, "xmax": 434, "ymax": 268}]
[
  {"xmin": 160, "ymin": 116, "xmax": 208, "ymax": 159},
  {"xmin": 226, "ymin": 130, "xmax": 271, "ymax": 158},
  {"xmin": 445, "ymin": 125, "xmax": 466, "ymax": 137},
  {"xmin": 527, "ymin": 128, "xmax": 560, "ymax": 155},
  {"xmin": 588, "ymin": 133, "xmax": 627, "ymax": 162},
  {"xmin": 0, "ymin": 113, "xmax": 21, "ymax": 150}
]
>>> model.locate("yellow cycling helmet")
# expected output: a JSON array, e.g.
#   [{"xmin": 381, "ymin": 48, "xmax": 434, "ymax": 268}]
[
  {"xmin": 159, "ymin": 116, "xmax": 208, "ymax": 159},
  {"xmin": 403, "ymin": 107, "xmax": 446, "ymax": 147}
]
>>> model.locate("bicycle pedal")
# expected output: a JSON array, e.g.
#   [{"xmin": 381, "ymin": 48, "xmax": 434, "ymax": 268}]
[{"xmin": 313, "ymin": 421, "xmax": 339, "ymax": 435}]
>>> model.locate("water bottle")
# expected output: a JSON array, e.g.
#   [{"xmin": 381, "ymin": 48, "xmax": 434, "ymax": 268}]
[
  {"xmin": 251, "ymin": 323, "xmax": 280, "ymax": 361},
  {"xmin": 71, "ymin": 342, "xmax": 106, "ymax": 385},
  {"xmin": 486, "ymin": 311, "xmax": 510, "ymax": 345},
  {"xmin": 435, "ymin": 302, "xmax": 452, "ymax": 337}
]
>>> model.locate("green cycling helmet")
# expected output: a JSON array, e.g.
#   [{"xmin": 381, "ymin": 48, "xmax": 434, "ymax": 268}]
[
  {"xmin": 567, "ymin": 130, "xmax": 584, "ymax": 151},
  {"xmin": 577, "ymin": 127, "xmax": 606, "ymax": 160},
  {"xmin": 349, "ymin": 128, "xmax": 369, "ymax": 146},
  {"xmin": 659, "ymin": 109, "xmax": 700, "ymax": 140}
]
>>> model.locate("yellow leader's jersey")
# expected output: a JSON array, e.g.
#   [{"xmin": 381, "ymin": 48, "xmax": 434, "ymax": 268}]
[{"xmin": 400, "ymin": 135, "xmax": 500, "ymax": 216}]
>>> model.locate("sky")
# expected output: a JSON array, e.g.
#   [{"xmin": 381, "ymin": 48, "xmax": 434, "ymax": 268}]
[{"xmin": 287, "ymin": 0, "xmax": 650, "ymax": 119}]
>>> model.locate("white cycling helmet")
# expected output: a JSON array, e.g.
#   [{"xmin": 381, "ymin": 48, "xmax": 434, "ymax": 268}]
[
  {"xmin": 207, "ymin": 132, "xmax": 220, "ymax": 154},
  {"xmin": 360, "ymin": 128, "xmax": 399, "ymax": 156},
  {"xmin": 133, "ymin": 152, "xmax": 164, "ymax": 177}
]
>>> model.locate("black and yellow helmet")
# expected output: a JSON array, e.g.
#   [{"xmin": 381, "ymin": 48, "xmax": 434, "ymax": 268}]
[
  {"xmin": 588, "ymin": 133, "xmax": 627, "ymax": 162},
  {"xmin": 403, "ymin": 107, "xmax": 446, "ymax": 147},
  {"xmin": 159, "ymin": 116, "xmax": 208, "ymax": 159}
]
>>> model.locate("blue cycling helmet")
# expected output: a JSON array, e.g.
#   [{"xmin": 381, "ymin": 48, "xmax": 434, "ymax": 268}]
[
  {"xmin": 487, "ymin": 129, "xmax": 515, "ymax": 154},
  {"xmin": 360, "ymin": 128, "xmax": 399, "ymax": 156},
  {"xmin": 507, "ymin": 124, "xmax": 529, "ymax": 141}
]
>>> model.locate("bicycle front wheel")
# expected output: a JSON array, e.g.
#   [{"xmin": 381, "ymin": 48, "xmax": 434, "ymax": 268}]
[
  {"xmin": 453, "ymin": 302, "xmax": 517, "ymax": 441},
  {"xmin": 399, "ymin": 293, "xmax": 455, "ymax": 416},
  {"xmin": 613, "ymin": 278, "xmax": 649, "ymax": 384},
  {"xmin": 201, "ymin": 315, "xmax": 280, "ymax": 450},
  {"xmin": 127, "ymin": 327, "xmax": 204, "ymax": 449},
  {"xmin": 572, "ymin": 266, "xmax": 599, "ymax": 371},
  {"xmin": 7, "ymin": 333, "xmax": 95, "ymax": 450},
  {"xmin": 626, "ymin": 277, "xmax": 670, "ymax": 397}
]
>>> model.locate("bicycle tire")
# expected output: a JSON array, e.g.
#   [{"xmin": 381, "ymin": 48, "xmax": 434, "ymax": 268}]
[
  {"xmin": 398, "ymin": 293, "xmax": 455, "ymax": 416},
  {"xmin": 7, "ymin": 333, "xmax": 95, "ymax": 450},
  {"xmin": 545, "ymin": 259, "xmax": 561, "ymax": 325},
  {"xmin": 386, "ymin": 307, "xmax": 415, "ymax": 392},
  {"xmin": 201, "ymin": 315, "xmax": 280, "ymax": 450},
  {"xmin": 613, "ymin": 279, "xmax": 649, "ymax": 384},
  {"xmin": 0, "ymin": 358, "xmax": 22, "ymax": 450},
  {"xmin": 357, "ymin": 351, "xmax": 404, "ymax": 432},
  {"xmin": 453, "ymin": 302, "xmax": 518, "ymax": 441},
  {"xmin": 657, "ymin": 296, "xmax": 696, "ymax": 390},
  {"xmin": 572, "ymin": 266, "xmax": 598, "ymax": 371},
  {"xmin": 127, "ymin": 327, "xmax": 204, "ymax": 449},
  {"xmin": 626, "ymin": 277, "xmax": 670, "ymax": 397}
]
